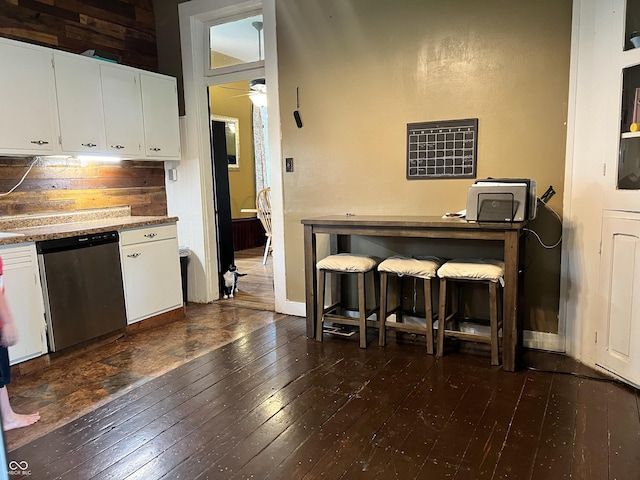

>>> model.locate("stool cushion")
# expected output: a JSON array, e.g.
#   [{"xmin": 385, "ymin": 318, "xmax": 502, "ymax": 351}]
[
  {"xmin": 437, "ymin": 258, "xmax": 505, "ymax": 285},
  {"xmin": 317, "ymin": 253, "xmax": 378, "ymax": 273},
  {"xmin": 378, "ymin": 255, "xmax": 444, "ymax": 279}
]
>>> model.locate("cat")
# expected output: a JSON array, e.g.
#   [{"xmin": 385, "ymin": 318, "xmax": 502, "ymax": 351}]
[{"xmin": 221, "ymin": 264, "xmax": 247, "ymax": 299}]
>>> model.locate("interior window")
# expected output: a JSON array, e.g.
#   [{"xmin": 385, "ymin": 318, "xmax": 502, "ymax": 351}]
[{"xmin": 209, "ymin": 14, "xmax": 264, "ymax": 70}]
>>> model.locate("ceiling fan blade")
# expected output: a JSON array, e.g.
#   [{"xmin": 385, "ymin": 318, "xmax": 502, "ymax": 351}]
[{"xmin": 217, "ymin": 85, "xmax": 248, "ymax": 92}]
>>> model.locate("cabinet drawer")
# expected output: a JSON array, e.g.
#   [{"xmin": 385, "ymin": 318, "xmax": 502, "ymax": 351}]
[{"xmin": 119, "ymin": 223, "xmax": 177, "ymax": 246}]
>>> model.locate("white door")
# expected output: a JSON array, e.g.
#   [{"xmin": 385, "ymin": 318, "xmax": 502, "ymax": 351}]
[{"xmin": 597, "ymin": 210, "xmax": 640, "ymax": 385}]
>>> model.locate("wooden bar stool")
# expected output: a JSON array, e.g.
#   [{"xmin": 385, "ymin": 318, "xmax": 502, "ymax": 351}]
[
  {"xmin": 316, "ymin": 253, "xmax": 379, "ymax": 348},
  {"xmin": 378, "ymin": 255, "xmax": 443, "ymax": 354},
  {"xmin": 436, "ymin": 258, "xmax": 504, "ymax": 365}
]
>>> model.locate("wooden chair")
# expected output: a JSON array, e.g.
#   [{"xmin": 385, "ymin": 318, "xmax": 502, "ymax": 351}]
[
  {"xmin": 316, "ymin": 253, "xmax": 379, "ymax": 348},
  {"xmin": 437, "ymin": 258, "xmax": 504, "ymax": 365},
  {"xmin": 256, "ymin": 187, "xmax": 272, "ymax": 265},
  {"xmin": 378, "ymin": 255, "xmax": 443, "ymax": 354}
]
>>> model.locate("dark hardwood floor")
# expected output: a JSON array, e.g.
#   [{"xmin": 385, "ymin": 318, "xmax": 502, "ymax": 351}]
[
  {"xmin": 6, "ymin": 310, "xmax": 640, "ymax": 479},
  {"xmin": 5, "ymin": 247, "xmax": 275, "ymax": 452}
]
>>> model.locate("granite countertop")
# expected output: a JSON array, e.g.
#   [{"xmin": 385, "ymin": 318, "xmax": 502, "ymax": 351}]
[{"xmin": 0, "ymin": 207, "xmax": 179, "ymax": 246}]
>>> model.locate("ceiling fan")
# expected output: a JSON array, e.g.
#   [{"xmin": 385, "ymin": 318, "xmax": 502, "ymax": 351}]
[{"xmin": 217, "ymin": 77, "xmax": 267, "ymax": 106}]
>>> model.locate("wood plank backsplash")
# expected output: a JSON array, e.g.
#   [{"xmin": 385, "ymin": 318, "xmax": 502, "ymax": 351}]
[
  {"xmin": 0, "ymin": 0, "xmax": 157, "ymax": 71},
  {"xmin": 0, "ymin": 157, "xmax": 167, "ymax": 217}
]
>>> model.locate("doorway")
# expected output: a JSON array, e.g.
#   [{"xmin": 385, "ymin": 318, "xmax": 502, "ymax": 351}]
[
  {"xmin": 209, "ymin": 79, "xmax": 274, "ymax": 309},
  {"xmin": 177, "ymin": 0, "xmax": 287, "ymax": 313}
]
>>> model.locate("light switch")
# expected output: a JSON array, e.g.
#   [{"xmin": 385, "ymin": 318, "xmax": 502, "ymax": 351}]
[{"xmin": 285, "ymin": 157, "xmax": 294, "ymax": 172}]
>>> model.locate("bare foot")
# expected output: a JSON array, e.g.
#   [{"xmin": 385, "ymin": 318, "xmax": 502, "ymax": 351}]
[{"xmin": 3, "ymin": 412, "xmax": 40, "ymax": 431}]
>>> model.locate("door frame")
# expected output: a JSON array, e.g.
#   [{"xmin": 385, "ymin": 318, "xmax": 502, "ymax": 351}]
[{"xmin": 177, "ymin": 0, "xmax": 288, "ymax": 312}]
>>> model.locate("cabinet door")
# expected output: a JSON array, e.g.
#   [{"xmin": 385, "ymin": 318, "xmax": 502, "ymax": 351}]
[
  {"xmin": 54, "ymin": 53, "xmax": 106, "ymax": 154},
  {"xmin": 0, "ymin": 245, "xmax": 47, "ymax": 365},
  {"xmin": 140, "ymin": 73, "xmax": 181, "ymax": 159},
  {"xmin": 0, "ymin": 39, "xmax": 57, "ymax": 154},
  {"xmin": 121, "ymin": 237, "xmax": 183, "ymax": 324},
  {"xmin": 100, "ymin": 64, "xmax": 144, "ymax": 156},
  {"xmin": 597, "ymin": 211, "xmax": 640, "ymax": 385}
]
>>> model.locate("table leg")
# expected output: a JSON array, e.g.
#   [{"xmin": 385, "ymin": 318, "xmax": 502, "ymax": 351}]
[
  {"xmin": 304, "ymin": 224, "xmax": 317, "ymax": 339},
  {"xmin": 502, "ymin": 230, "xmax": 520, "ymax": 371}
]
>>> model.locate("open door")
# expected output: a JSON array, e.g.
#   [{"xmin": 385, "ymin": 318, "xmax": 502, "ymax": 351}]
[{"xmin": 211, "ymin": 120, "xmax": 235, "ymax": 280}]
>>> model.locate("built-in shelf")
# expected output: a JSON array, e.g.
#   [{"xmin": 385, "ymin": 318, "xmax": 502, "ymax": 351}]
[
  {"xmin": 621, "ymin": 131, "xmax": 640, "ymax": 138},
  {"xmin": 625, "ymin": 1, "xmax": 640, "ymax": 51}
]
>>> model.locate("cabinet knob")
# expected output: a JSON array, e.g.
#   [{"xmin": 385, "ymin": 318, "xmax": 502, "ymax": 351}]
[
  {"xmin": 143, "ymin": 233, "xmax": 157, "ymax": 238},
  {"xmin": 127, "ymin": 253, "xmax": 141, "ymax": 258},
  {"xmin": 82, "ymin": 143, "xmax": 97, "ymax": 148},
  {"xmin": 111, "ymin": 145, "xmax": 125, "ymax": 149},
  {"xmin": 30, "ymin": 140, "xmax": 49, "ymax": 145},
  {"xmin": 150, "ymin": 147, "xmax": 162, "ymax": 152}
]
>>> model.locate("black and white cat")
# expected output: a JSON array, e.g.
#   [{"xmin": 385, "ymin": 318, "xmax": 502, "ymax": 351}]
[{"xmin": 221, "ymin": 264, "xmax": 247, "ymax": 298}]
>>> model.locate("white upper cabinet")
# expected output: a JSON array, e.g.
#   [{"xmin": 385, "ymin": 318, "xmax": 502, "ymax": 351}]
[
  {"xmin": 0, "ymin": 39, "xmax": 58, "ymax": 154},
  {"xmin": 100, "ymin": 63, "xmax": 145, "ymax": 157},
  {"xmin": 141, "ymin": 73, "xmax": 181, "ymax": 159},
  {"xmin": 0, "ymin": 37, "xmax": 180, "ymax": 161},
  {"xmin": 53, "ymin": 53, "xmax": 106, "ymax": 154}
]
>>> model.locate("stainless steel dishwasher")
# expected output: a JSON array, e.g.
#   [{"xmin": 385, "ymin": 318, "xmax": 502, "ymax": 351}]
[{"xmin": 36, "ymin": 231, "xmax": 127, "ymax": 352}]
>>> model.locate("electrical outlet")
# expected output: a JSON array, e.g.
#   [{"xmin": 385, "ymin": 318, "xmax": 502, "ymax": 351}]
[{"xmin": 285, "ymin": 157, "xmax": 294, "ymax": 172}]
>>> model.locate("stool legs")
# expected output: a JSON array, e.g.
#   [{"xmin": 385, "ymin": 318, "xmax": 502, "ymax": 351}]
[
  {"xmin": 489, "ymin": 281, "xmax": 500, "ymax": 366},
  {"xmin": 316, "ymin": 268, "xmax": 375, "ymax": 348},
  {"xmin": 438, "ymin": 278, "xmax": 501, "ymax": 366},
  {"xmin": 316, "ymin": 268, "xmax": 326, "ymax": 341},
  {"xmin": 437, "ymin": 278, "xmax": 446, "ymax": 357},
  {"xmin": 379, "ymin": 273, "xmax": 436, "ymax": 353},
  {"xmin": 378, "ymin": 272, "xmax": 389, "ymax": 347},
  {"xmin": 424, "ymin": 277, "xmax": 434, "ymax": 354}
]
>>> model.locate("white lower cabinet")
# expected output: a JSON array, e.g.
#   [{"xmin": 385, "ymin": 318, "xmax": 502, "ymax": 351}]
[
  {"xmin": 0, "ymin": 244, "xmax": 47, "ymax": 365},
  {"xmin": 597, "ymin": 210, "xmax": 640, "ymax": 386},
  {"xmin": 119, "ymin": 224, "xmax": 183, "ymax": 325}
]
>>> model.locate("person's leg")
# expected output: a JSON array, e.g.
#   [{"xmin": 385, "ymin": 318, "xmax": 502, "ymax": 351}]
[
  {"xmin": 0, "ymin": 347, "xmax": 39, "ymax": 431},
  {"xmin": 0, "ymin": 386, "xmax": 39, "ymax": 431}
]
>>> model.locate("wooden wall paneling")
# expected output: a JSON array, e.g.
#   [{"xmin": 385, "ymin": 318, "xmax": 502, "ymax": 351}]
[
  {"xmin": 0, "ymin": 159, "xmax": 167, "ymax": 218},
  {"xmin": 0, "ymin": 0, "xmax": 157, "ymax": 71}
]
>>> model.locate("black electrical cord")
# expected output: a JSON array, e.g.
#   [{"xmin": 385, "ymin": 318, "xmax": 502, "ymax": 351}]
[{"xmin": 523, "ymin": 365, "xmax": 630, "ymax": 386}]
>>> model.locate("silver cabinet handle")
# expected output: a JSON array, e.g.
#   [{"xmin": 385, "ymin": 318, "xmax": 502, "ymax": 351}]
[
  {"xmin": 30, "ymin": 140, "xmax": 49, "ymax": 145},
  {"xmin": 82, "ymin": 143, "xmax": 97, "ymax": 147},
  {"xmin": 149, "ymin": 147, "xmax": 162, "ymax": 152},
  {"xmin": 143, "ymin": 233, "xmax": 157, "ymax": 238},
  {"xmin": 111, "ymin": 145, "xmax": 125, "ymax": 149},
  {"xmin": 127, "ymin": 253, "xmax": 141, "ymax": 258}
]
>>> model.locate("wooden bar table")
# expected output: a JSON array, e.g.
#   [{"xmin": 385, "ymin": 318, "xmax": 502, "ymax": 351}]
[{"xmin": 301, "ymin": 215, "xmax": 527, "ymax": 372}]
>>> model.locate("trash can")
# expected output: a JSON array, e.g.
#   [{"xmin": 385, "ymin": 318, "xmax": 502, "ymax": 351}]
[{"xmin": 179, "ymin": 247, "xmax": 190, "ymax": 303}]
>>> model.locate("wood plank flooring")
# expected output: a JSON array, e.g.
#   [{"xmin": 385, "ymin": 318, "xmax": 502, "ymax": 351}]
[
  {"xmin": 5, "ymin": 248, "xmax": 275, "ymax": 452},
  {"xmin": 6, "ymin": 312, "xmax": 640, "ymax": 479}
]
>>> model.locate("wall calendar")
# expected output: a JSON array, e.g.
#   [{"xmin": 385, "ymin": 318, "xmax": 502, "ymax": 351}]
[{"xmin": 406, "ymin": 118, "xmax": 478, "ymax": 180}]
